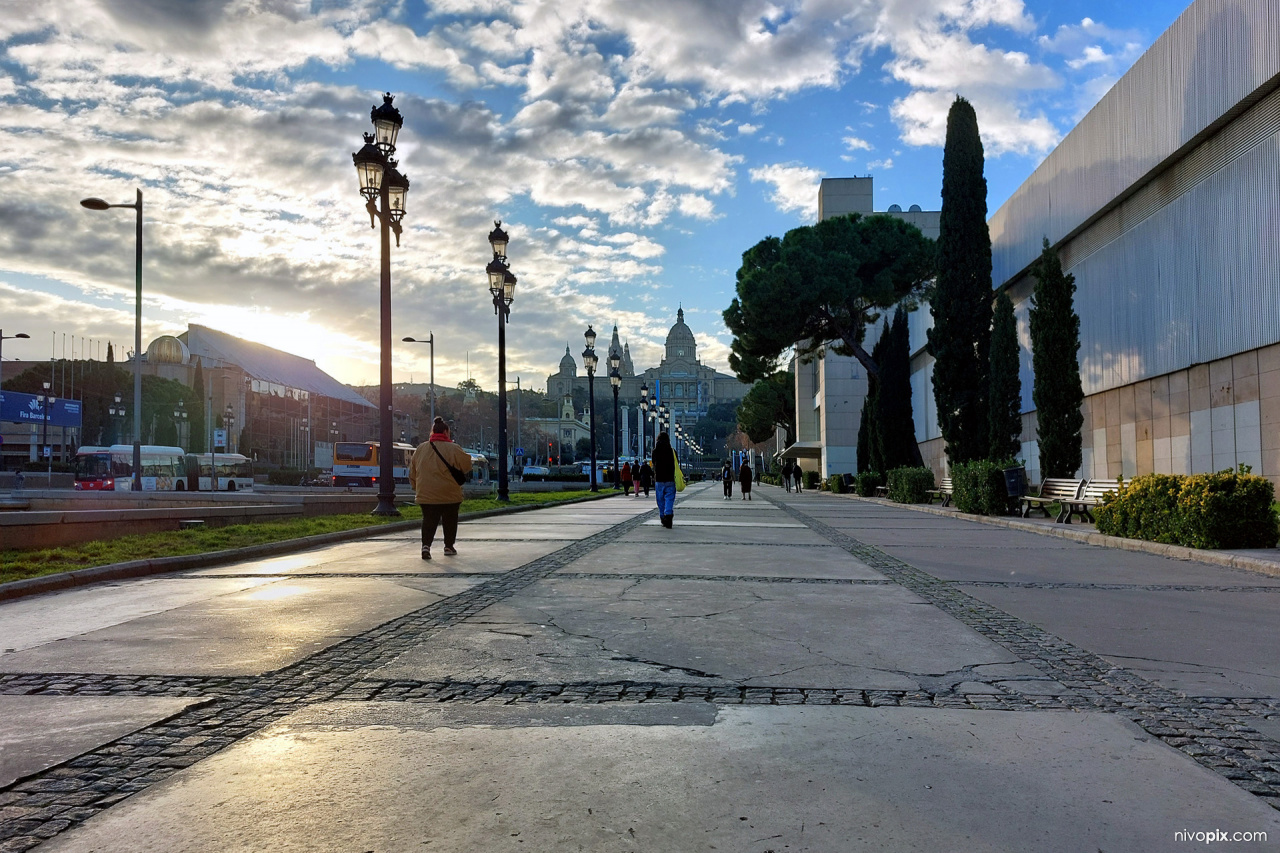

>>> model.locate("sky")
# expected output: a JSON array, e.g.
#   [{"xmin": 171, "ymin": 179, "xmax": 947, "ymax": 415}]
[{"xmin": 0, "ymin": 0, "xmax": 1189, "ymax": 393}]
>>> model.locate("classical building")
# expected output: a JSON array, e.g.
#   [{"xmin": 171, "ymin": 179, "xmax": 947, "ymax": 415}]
[{"xmin": 545, "ymin": 310, "xmax": 750, "ymax": 455}]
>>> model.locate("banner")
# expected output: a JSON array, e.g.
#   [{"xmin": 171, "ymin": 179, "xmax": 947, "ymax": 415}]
[{"xmin": 0, "ymin": 391, "xmax": 84, "ymax": 428}]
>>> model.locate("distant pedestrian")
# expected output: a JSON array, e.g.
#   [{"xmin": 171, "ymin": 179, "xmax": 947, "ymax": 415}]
[
  {"xmin": 409, "ymin": 417, "xmax": 474, "ymax": 561},
  {"xmin": 652, "ymin": 432, "xmax": 678, "ymax": 528},
  {"xmin": 739, "ymin": 460, "xmax": 753, "ymax": 501},
  {"xmin": 794, "ymin": 464, "xmax": 804, "ymax": 494},
  {"xmin": 12, "ymin": 469, "xmax": 24, "ymax": 493},
  {"xmin": 620, "ymin": 461, "xmax": 633, "ymax": 496},
  {"xmin": 638, "ymin": 460, "xmax": 653, "ymax": 497},
  {"xmin": 754, "ymin": 464, "xmax": 761, "ymax": 486},
  {"xmin": 782, "ymin": 459, "xmax": 793, "ymax": 493},
  {"xmin": 721, "ymin": 461, "xmax": 733, "ymax": 500}
]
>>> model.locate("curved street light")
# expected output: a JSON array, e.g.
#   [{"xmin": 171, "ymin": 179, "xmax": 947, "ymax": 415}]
[
  {"xmin": 487, "ymin": 221, "xmax": 515, "ymax": 502},
  {"xmin": 582, "ymin": 326, "xmax": 598, "ymax": 493}
]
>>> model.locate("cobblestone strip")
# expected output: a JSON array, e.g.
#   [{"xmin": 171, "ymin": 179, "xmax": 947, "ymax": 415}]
[
  {"xmin": 769, "ymin": 494, "xmax": 1280, "ymax": 809},
  {"xmin": 0, "ymin": 511, "xmax": 656, "ymax": 851},
  {"xmin": 554, "ymin": 572, "xmax": 893, "ymax": 585},
  {"xmin": 956, "ymin": 581, "xmax": 1280, "ymax": 592}
]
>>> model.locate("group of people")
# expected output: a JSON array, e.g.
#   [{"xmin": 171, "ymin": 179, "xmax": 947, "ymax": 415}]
[
  {"xmin": 720, "ymin": 460, "xmax": 754, "ymax": 500},
  {"xmin": 617, "ymin": 459, "xmax": 652, "ymax": 497},
  {"xmin": 408, "ymin": 417, "xmax": 804, "ymax": 554},
  {"xmin": 780, "ymin": 458, "xmax": 804, "ymax": 494}
]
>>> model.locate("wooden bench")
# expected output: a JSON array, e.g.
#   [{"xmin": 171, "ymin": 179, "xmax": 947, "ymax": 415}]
[
  {"xmin": 926, "ymin": 477, "xmax": 954, "ymax": 506},
  {"xmin": 1020, "ymin": 478, "xmax": 1084, "ymax": 522},
  {"xmin": 874, "ymin": 485, "xmax": 888, "ymax": 498},
  {"xmin": 1061, "ymin": 478, "xmax": 1121, "ymax": 524}
]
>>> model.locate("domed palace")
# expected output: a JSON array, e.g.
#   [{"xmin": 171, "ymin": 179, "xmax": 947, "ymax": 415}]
[{"xmin": 545, "ymin": 308, "xmax": 749, "ymax": 429}]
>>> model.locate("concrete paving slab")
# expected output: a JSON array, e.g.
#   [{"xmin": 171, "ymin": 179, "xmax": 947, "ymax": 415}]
[
  {"xmin": 190, "ymin": 539, "xmax": 571, "ymax": 577},
  {"xmin": 40, "ymin": 705, "xmax": 1280, "ymax": 853},
  {"xmin": 377, "ymin": 577, "xmax": 1017, "ymax": 689},
  {"xmin": 0, "ymin": 577, "xmax": 276, "ymax": 653},
  {"xmin": 0, "ymin": 695, "xmax": 199, "ymax": 788},
  {"xmin": 640, "ymin": 519, "xmax": 806, "ymax": 528},
  {"xmin": 967, "ymin": 586, "xmax": 1280, "ymax": 697},
  {"xmin": 453, "ymin": 528, "xmax": 607, "ymax": 540},
  {"xmin": 884, "ymin": 543, "xmax": 1280, "ymax": 587},
  {"xmin": 621, "ymin": 523, "xmax": 830, "ymax": 546},
  {"xmin": 0, "ymin": 578, "xmax": 441, "ymax": 676},
  {"xmin": 561, "ymin": 542, "xmax": 884, "ymax": 580}
]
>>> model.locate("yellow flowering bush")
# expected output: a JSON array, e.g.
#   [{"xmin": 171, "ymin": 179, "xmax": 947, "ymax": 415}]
[{"xmin": 1095, "ymin": 465, "xmax": 1278, "ymax": 549}]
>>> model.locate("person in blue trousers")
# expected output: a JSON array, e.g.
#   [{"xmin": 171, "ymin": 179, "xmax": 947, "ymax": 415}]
[{"xmin": 652, "ymin": 431, "xmax": 678, "ymax": 529}]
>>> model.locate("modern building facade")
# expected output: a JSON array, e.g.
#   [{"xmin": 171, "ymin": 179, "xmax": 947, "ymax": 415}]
[
  {"xmin": 905, "ymin": 0, "xmax": 1280, "ymax": 489},
  {"xmin": 786, "ymin": 177, "xmax": 941, "ymax": 478}
]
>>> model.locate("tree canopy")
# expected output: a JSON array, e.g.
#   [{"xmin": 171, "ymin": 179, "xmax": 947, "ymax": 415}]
[
  {"xmin": 988, "ymin": 290, "xmax": 1023, "ymax": 461},
  {"xmin": 1029, "ymin": 238, "xmax": 1084, "ymax": 478},
  {"xmin": 736, "ymin": 371, "xmax": 795, "ymax": 445},
  {"xmin": 724, "ymin": 213, "xmax": 935, "ymax": 383}
]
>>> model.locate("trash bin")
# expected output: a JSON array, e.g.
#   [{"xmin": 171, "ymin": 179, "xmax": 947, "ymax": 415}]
[{"xmin": 1003, "ymin": 466, "xmax": 1027, "ymax": 498}]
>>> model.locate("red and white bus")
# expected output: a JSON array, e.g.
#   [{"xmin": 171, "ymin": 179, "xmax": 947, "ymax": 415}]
[{"xmin": 74, "ymin": 445, "xmax": 190, "ymax": 491}]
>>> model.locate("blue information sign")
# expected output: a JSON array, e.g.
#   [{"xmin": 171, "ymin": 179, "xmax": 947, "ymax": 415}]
[{"xmin": 0, "ymin": 391, "xmax": 83, "ymax": 428}]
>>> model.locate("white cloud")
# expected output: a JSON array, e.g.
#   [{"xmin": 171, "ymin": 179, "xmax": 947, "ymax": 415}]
[
  {"xmin": 738, "ymin": 123, "xmax": 760, "ymax": 134},
  {"xmin": 843, "ymin": 135, "xmax": 873, "ymax": 151},
  {"xmin": 867, "ymin": 158, "xmax": 893, "ymax": 170},
  {"xmin": 749, "ymin": 163, "xmax": 820, "ymax": 220}
]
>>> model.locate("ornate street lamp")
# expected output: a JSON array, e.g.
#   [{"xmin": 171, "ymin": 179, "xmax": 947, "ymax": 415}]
[
  {"xmin": 173, "ymin": 400, "xmax": 188, "ymax": 450},
  {"xmin": 352, "ymin": 92, "xmax": 409, "ymax": 516},
  {"xmin": 109, "ymin": 392, "xmax": 125, "ymax": 446},
  {"xmin": 80, "ymin": 192, "xmax": 143, "ymax": 490},
  {"xmin": 638, "ymin": 382, "xmax": 649, "ymax": 459},
  {"xmin": 582, "ymin": 326, "xmax": 598, "ymax": 492},
  {"xmin": 224, "ymin": 405, "xmax": 236, "ymax": 454},
  {"xmin": 487, "ymin": 221, "xmax": 516, "ymax": 502},
  {"xmin": 609, "ymin": 358, "xmax": 621, "ymax": 489},
  {"xmin": 39, "ymin": 382, "xmax": 56, "ymax": 479}
]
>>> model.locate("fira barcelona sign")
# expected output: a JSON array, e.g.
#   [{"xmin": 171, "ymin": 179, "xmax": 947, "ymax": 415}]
[{"xmin": 0, "ymin": 391, "xmax": 83, "ymax": 428}]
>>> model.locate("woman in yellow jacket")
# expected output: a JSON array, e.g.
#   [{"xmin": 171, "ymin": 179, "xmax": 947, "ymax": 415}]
[{"xmin": 409, "ymin": 417, "xmax": 474, "ymax": 560}]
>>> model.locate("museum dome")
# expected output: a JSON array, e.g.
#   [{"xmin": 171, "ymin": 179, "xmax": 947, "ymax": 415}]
[
  {"xmin": 558, "ymin": 345, "xmax": 577, "ymax": 373},
  {"xmin": 146, "ymin": 335, "xmax": 190, "ymax": 365},
  {"xmin": 664, "ymin": 308, "xmax": 696, "ymax": 359}
]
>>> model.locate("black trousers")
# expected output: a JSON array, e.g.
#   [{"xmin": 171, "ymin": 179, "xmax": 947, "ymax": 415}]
[
  {"xmin": 420, "ymin": 502, "xmax": 461, "ymax": 547},
  {"xmin": 723, "ymin": 480, "xmax": 732, "ymax": 496}
]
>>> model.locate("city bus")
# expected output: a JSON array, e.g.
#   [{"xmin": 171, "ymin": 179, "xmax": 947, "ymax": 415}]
[
  {"xmin": 331, "ymin": 441, "xmax": 414, "ymax": 487},
  {"xmin": 74, "ymin": 445, "xmax": 190, "ymax": 491},
  {"xmin": 185, "ymin": 453, "xmax": 255, "ymax": 491}
]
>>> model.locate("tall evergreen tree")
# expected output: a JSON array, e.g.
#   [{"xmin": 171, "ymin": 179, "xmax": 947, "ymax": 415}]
[
  {"xmin": 988, "ymin": 290, "xmax": 1023, "ymax": 461},
  {"xmin": 1029, "ymin": 238, "xmax": 1084, "ymax": 477},
  {"xmin": 106, "ymin": 342, "xmax": 114, "ymax": 364},
  {"xmin": 927, "ymin": 96, "xmax": 993, "ymax": 466},
  {"xmin": 190, "ymin": 357, "xmax": 207, "ymax": 453},
  {"xmin": 877, "ymin": 307, "xmax": 925, "ymax": 469},
  {"xmin": 856, "ymin": 392, "xmax": 873, "ymax": 473}
]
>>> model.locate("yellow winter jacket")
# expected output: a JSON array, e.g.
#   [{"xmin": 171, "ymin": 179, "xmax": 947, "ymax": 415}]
[{"xmin": 409, "ymin": 439, "xmax": 474, "ymax": 505}]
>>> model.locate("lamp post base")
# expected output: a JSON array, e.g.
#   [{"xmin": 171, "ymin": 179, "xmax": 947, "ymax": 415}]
[{"xmin": 371, "ymin": 495, "xmax": 402, "ymax": 516}]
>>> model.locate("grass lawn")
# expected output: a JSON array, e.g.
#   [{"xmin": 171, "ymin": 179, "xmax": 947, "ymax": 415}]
[{"xmin": 0, "ymin": 490, "xmax": 603, "ymax": 586}]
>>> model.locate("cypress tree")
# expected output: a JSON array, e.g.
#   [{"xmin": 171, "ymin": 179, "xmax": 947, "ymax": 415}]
[
  {"xmin": 1029, "ymin": 238, "xmax": 1084, "ymax": 477},
  {"xmin": 190, "ymin": 358, "xmax": 207, "ymax": 453},
  {"xmin": 927, "ymin": 96, "xmax": 992, "ymax": 466},
  {"xmin": 988, "ymin": 290, "xmax": 1023, "ymax": 461},
  {"xmin": 106, "ymin": 342, "xmax": 114, "ymax": 364},
  {"xmin": 856, "ymin": 392, "xmax": 873, "ymax": 473},
  {"xmin": 877, "ymin": 307, "xmax": 925, "ymax": 469}
]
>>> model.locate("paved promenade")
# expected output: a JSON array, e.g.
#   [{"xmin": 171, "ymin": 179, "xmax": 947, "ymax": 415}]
[{"xmin": 1, "ymin": 483, "xmax": 1278, "ymax": 851}]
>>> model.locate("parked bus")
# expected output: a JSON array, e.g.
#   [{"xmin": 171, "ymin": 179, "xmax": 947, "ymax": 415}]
[
  {"xmin": 74, "ymin": 445, "xmax": 190, "ymax": 491},
  {"xmin": 185, "ymin": 453, "xmax": 254, "ymax": 492},
  {"xmin": 330, "ymin": 441, "xmax": 414, "ymax": 487}
]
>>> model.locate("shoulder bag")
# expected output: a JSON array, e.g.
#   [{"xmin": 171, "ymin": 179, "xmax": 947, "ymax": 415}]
[
  {"xmin": 432, "ymin": 441, "xmax": 468, "ymax": 486},
  {"xmin": 674, "ymin": 452, "xmax": 686, "ymax": 493}
]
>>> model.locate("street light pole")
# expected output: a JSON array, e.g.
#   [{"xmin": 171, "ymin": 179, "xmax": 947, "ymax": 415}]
[
  {"xmin": 39, "ymin": 382, "xmax": 55, "ymax": 479},
  {"xmin": 353, "ymin": 93, "xmax": 409, "ymax": 517},
  {"xmin": 401, "ymin": 334, "xmax": 435, "ymax": 426},
  {"xmin": 582, "ymin": 326, "xmax": 598, "ymax": 493},
  {"xmin": 486, "ymin": 222, "xmax": 515, "ymax": 502},
  {"xmin": 609, "ymin": 350, "xmax": 621, "ymax": 490},
  {"xmin": 80, "ymin": 191, "xmax": 143, "ymax": 490},
  {"xmin": 0, "ymin": 330, "xmax": 30, "ymax": 391}
]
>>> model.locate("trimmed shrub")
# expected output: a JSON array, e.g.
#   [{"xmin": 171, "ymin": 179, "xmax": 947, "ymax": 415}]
[
  {"xmin": 1095, "ymin": 467, "xmax": 1279, "ymax": 549},
  {"xmin": 804, "ymin": 470, "xmax": 821, "ymax": 490},
  {"xmin": 951, "ymin": 459, "xmax": 1009, "ymax": 515},
  {"xmin": 855, "ymin": 471, "xmax": 884, "ymax": 497},
  {"xmin": 267, "ymin": 468, "xmax": 306, "ymax": 486},
  {"xmin": 887, "ymin": 466, "xmax": 936, "ymax": 504},
  {"xmin": 826, "ymin": 474, "xmax": 847, "ymax": 493}
]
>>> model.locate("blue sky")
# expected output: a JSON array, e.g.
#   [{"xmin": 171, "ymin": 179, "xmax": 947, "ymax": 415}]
[{"xmin": 0, "ymin": 0, "xmax": 1188, "ymax": 390}]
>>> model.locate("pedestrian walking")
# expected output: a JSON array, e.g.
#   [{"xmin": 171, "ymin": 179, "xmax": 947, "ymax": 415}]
[
  {"xmin": 782, "ymin": 459, "xmax": 793, "ymax": 493},
  {"xmin": 794, "ymin": 463, "xmax": 804, "ymax": 494},
  {"xmin": 754, "ymin": 463, "xmax": 761, "ymax": 486},
  {"xmin": 620, "ymin": 461, "xmax": 633, "ymax": 496},
  {"xmin": 652, "ymin": 432, "xmax": 678, "ymax": 528},
  {"xmin": 721, "ymin": 461, "xmax": 733, "ymax": 500},
  {"xmin": 638, "ymin": 460, "xmax": 653, "ymax": 497},
  {"xmin": 739, "ymin": 459, "xmax": 753, "ymax": 501},
  {"xmin": 408, "ymin": 417, "xmax": 474, "ymax": 561}
]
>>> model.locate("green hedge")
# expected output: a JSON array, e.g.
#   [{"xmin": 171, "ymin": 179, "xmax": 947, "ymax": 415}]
[
  {"xmin": 952, "ymin": 460, "xmax": 1011, "ymax": 515},
  {"xmin": 887, "ymin": 466, "xmax": 936, "ymax": 503},
  {"xmin": 266, "ymin": 468, "xmax": 306, "ymax": 486},
  {"xmin": 855, "ymin": 471, "xmax": 883, "ymax": 497},
  {"xmin": 826, "ymin": 474, "xmax": 848, "ymax": 493},
  {"xmin": 1095, "ymin": 467, "xmax": 1279, "ymax": 549},
  {"xmin": 804, "ymin": 470, "xmax": 820, "ymax": 490}
]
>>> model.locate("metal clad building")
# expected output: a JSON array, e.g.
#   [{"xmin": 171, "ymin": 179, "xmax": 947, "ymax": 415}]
[{"xmin": 929, "ymin": 0, "xmax": 1280, "ymax": 487}]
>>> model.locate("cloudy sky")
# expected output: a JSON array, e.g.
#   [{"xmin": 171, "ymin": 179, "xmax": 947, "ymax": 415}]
[{"xmin": 0, "ymin": 0, "xmax": 1186, "ymax": 391}]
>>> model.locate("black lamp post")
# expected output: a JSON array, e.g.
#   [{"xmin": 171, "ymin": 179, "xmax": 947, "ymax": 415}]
[
  {"xmin": 79, "ymin": 191, "xmax": 143, "ymax": 490},
  {"xmin": 353, "ymin": 92, "xmax": 409, "ymax": 516},
  {"xmin": 638, "ymin": 382, "xmax": 649, "ymax": 459},
  {"xmin": 582, "ymin": 325, "xmax": 598, "ymax": 492},
  {"xmin": 0, "ymin": 330, "xmax": 30, "ymax": 391},
  {"xmin": 109, "ymin": 392, "xmax": 125, "ymax": 446},
  {"xmin": 486, "ymin": 222, "xmax": 515, "ymax": 502},
  {"xmin": 609, "ymin": 350, "xmax": 621, "ymax": 489},
  {"xmin": 224, "ymin": 405, "xmax": 236, "ymax": 454}
]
